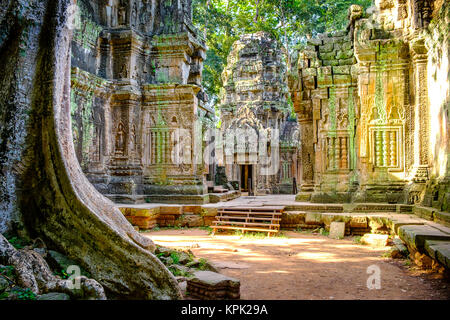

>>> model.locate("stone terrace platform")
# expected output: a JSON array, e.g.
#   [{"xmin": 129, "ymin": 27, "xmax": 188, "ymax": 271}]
[{"xmin": 117, "ymin": 195, "xmax": 450, "ymax": 270}]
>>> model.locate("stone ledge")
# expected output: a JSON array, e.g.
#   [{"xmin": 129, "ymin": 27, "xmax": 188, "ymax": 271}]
[
  {"xmin": 424, "ymin": 240, "xmax": 450, "ymax": 269},
  {"xmin": 434, "ymin": 211, "xmax": 450, "ymax": 227},
  {"xmin": 398, "ymin": 225, "xmax": 450, "ymax": 252}
]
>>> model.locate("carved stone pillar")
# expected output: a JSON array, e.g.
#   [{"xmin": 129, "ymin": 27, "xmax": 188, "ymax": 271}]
[{"xmin": 411, "ymin": 37, "xmax": 430, "ymax": 183}]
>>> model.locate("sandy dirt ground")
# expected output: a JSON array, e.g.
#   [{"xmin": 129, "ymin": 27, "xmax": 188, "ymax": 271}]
[{"xmin": 144, "ymin": 228, "xmax": 450, "ymax": 300}]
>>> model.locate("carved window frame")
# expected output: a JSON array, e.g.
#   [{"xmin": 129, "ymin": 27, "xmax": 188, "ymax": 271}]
[
  {"xmin": 321, "ymin": 130, "xmax": 351, "ymax": 173},
  {"xmin": 368, "ymin": 125, "xmax": 404, "ymax": 172}
]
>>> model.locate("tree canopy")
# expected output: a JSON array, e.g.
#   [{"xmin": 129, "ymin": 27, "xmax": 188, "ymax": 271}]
[{"xmin": 192, "ymin": 0, "xmax": 373, "ymax": 102}]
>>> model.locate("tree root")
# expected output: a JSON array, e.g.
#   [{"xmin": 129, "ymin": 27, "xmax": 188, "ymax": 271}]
[{"xmin": 0, "ymin": 234, "xmax": 106, "ymax": 300}]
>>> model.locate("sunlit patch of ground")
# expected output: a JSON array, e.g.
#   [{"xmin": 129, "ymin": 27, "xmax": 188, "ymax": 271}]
[{"xmin": 142, "ymin": 228, "xmax": 450, "ymax": 300}]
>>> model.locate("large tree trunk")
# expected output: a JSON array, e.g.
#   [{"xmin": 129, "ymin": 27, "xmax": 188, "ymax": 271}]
[{"xmin": 0, "ymin": 0, "xmax": 181, "ymax": 299}]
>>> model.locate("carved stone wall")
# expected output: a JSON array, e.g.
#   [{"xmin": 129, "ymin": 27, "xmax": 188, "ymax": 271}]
[
  {"xmin": 290, "ymin": 0, "xmax": 450, "ymax": 205},
  {"xmin": 70, "ymin": 0, "xmax": 214, "ymax": 204},
  {"xmin": 218, "ymin": 32, "xmax": 299, "ymax": 194}
]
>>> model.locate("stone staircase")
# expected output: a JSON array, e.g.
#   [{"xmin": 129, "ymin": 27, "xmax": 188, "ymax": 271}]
[{"xmin": 211, "ymin": 206, "xmax": 284, "ymax": 236}]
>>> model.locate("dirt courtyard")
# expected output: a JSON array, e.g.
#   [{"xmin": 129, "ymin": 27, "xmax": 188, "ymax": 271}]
[{"xmin": 144, "ymin": 228, "xmax": 450, "ymax": 300}]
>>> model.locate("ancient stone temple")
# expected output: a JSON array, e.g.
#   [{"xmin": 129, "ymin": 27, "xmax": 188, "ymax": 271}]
[
  {"xmin": 70, "ymin": 0, "xmax": 215, "ymax": 204},
  {"xmin": 289, "ymin": 0, "xmax": 450, "ymax": 207},
  {"xmin": 217, "ymin": 32, "xmax": 299, "ymax": 194}
]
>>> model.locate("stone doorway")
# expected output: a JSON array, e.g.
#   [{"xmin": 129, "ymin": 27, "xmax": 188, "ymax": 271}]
[{"xmin": 240, "ymin": 164, "xmax": 253, "ymax": 195}]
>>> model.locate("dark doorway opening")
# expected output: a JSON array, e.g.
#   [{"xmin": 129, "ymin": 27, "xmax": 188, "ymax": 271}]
[{"xmin": 240, "ymin": 164, "xmax": 253, "ymax": 194}]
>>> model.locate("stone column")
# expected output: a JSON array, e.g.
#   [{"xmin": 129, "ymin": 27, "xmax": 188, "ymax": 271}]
[
  {"xmin": 296, "ymin": 116, "xmax": 315, "ymax": 201},
  {"xmin": 411, "ymin": 37, "xmax": 430, "ymax": 183}
]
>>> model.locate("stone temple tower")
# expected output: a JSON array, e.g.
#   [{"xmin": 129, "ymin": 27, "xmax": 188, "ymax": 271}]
[
  {"xmin": 70, "ymin": 0, "xmax": 215, "ymax": 204},
  {"xmin": 217, "ymin": 32, "xmax": 299, "ymax": 195}
]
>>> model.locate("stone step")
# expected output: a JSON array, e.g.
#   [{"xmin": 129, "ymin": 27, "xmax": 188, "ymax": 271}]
[
  {"xmin": 424, "ymin": 240, "xmax": 450, "ymax": 269},
  {"xmin": 398, "ymin": 225, "xmax": 450, "ymax": 252}
]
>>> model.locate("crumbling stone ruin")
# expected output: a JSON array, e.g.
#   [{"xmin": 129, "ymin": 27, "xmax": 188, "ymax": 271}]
[
  {"xmin": 289, "ymin": 0, "xmax": 450, "ymax": 211},
  {"xmin": 70, "ymin": 0, "xmax": 214, "ymax": 204},
  {"xmin": 217, "ymin": 32, "xmax": 299, "ymax": 195}
]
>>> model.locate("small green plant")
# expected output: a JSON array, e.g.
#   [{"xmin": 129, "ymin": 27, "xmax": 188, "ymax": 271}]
[
  {"xmin": 403, "ymin": 258, "xmax": 412, "ymax": 267},
  {"xmin": 353, "ymin": 236, "xmax": 362, "ymax": 244},
  {"xmin": 168, "ymin": 266, "xmax": 193, "ymax": 278},
  {"xmin": 319, "ymin": 228, "xmax": 329, "ymax": 236},
  {"xmin": 170, "ymin": 252, "xmax": 180, "ymax": 265},
  {"xmin": 54, "ymin": 269, "xmax": 69, "ymax": 279},
  {"xmin": 12, "ymin": 288, "xmax": 37, "ymax": 300},
  {"xmin": 197, "ymin": 258, "xmax": 209, "ymax": 271},
  {"xmin": 0, "ymin": 291, "xmax": 9, "ymax": 300}
]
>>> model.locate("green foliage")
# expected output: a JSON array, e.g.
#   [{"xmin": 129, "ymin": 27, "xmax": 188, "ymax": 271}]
[
  {"xmin": 193, "ymin": 0, "xmax": 373, "ymax": 101},
  {"xmin": 0, "ymin": 265, "xmax": 15, "ymax": 278},
  {"xmin": 197, "ymin": 258, "xmax": 210, "ymax": 271},
  {"xmin": 319, "ymin": 228, "xmax": 329, "ymax": 236},
  {"xmin": 353, "ymin": 236, "xmax": 362, "ymax": 244},
  {"xmin": 170, "ymin": 252, "xmax": 180, "ymax": 265},
  {"xmin": 10, "ymin": 287, "xmax": 37, "ymax": 300},
  {"xmin": 54, "ymin": 269, "xmax": 69, "ymax": 279},
  {"xmin": 168, "ymin": 266, "xmax": 193, "ymax": 278},
  {"xmin": 6, "ymin": 236, "xmax": 29, "ymax": 249}
]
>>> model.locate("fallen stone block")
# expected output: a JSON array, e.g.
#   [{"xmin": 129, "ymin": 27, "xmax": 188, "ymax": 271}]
[
  {"xmin": 187, "ymin": 271, "xmax": 240, "ymax": 300},
  {"xmin": 329, "ymin": 222, "xmax": 345, "ymax": 239},
  {"xmin": 360, "ymin": 234, "xmax": 389, "ymax": 247},
  {"xmin": 350, "ymin": 216, "xmax": 368, "ymax": 228}
]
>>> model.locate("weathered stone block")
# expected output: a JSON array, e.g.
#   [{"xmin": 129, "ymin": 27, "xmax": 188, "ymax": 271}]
[
  {"xmin": 317, "ymin": 66, "xmax": 333, "ymax": 87},
  {"xmin": 332, "ymin": 74, "xmax": 352, "ymax": 85},
  {"xmin": 305, "ymin": 212, "xmax": 322, "ymax": 225},
  {"xmin": 335, "ymin": 49, "xmax": 353, "ymax": 60},
  {"xmin": 322, "ymin": 59, "xmax": 339, "ymax": 67},
  {"xmin": 361, "ymin": 234, "xmax": 389, "ymax": 247},
  {"xmin": 424, "ymin": 240, "xmax": 450, "ymax": 269},
  {"xmin": 160, "ymin": 206, "xmax": 183, "ymax": 215},
  {"xmin": 433, "ymin": 211, "xmax": 450, "ymax": 227},
  {"xmin": 319, "ymin": 52, "xmax": 336, "ymax": 60},
  {"xmin": 329, "ymin": 222, "xmax": 345, "ymax": 239},
  {"xmin": 302, "ymin": 75, "xmax": 316, "ymax": 89},
  {"xmin": 332, "ymin": 65, "xmax": 351, "ymax": 75},
  {"xmin": 201, "ymin": 207, "xmax": 218, "ymax": 216},
  {"xmin": 338, "ymin": 58, "xmax": 356, "ymax": 65},
  {"xmin": 183, "ymin": 206, "xmax": 202, "ymax": 214},
  {"xmin": 319, "ymin": 43, "xmax": 334, "ymax": 53},
  {"xmin": 302, "ymin": 68, "xmax": 317, "ymax": 77},
  {"xmin": 307, "ymin": 38, "xmax": 323, "ymax": 46},
  {"xmin": 187, "ymin": 271, "xmax": 240, "ymax": 300},
  {"xmin": 350, "ymin": 216, "xmax": 368, "ymax": 228},
  {"xmin": 413, "ymin": 206, "xmax": 435, "ymax": 220}
]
